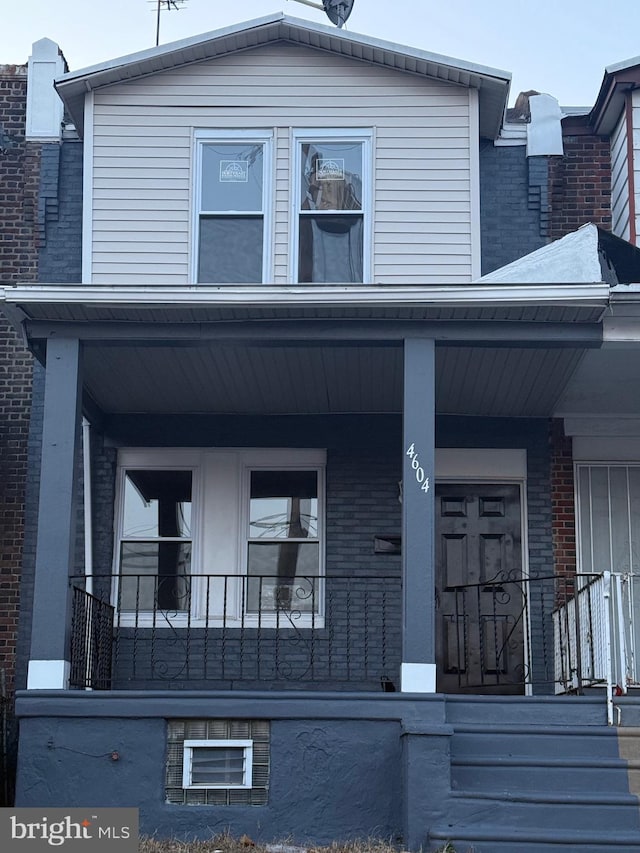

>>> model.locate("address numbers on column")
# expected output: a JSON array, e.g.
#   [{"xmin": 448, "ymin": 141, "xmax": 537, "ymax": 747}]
[{"xmin": 405, "ymin": 443, "xmax": 430, "ymax": 494}]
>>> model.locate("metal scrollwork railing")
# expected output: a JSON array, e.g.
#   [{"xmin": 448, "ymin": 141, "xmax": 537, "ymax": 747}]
[{"xmin": 69, "ymin": 573, "xmax": 401, "ymax": 691}]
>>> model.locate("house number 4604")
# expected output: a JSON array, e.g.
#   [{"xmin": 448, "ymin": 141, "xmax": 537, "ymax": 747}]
[{"xmin": 406, "ymin": 443, "xmax": 430, "ymax": 493}]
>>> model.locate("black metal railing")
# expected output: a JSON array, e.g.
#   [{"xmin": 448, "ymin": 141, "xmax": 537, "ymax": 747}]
[
  {"xmin": 70, "ymin": 574, "xmax": 401, "ymax": 690},
  {"xmin": 439, "ymin": 572, "xmax": 610, "ymax": 694},
  {"xmin": 69, "ymin": 586, "xmax": 115, "ymax": 689},
  {"xmin": 437, "ymin": 572, "xmax": 555, "ymax": 693},
  {"xmin": 69, "ymin": 572, "xmax": 614, "ymax": 695}
]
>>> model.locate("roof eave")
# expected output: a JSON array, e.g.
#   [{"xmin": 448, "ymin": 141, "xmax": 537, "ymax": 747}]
[
  {"xmin": 590, "ymin": 65, "xmax": 640, "ymax": 135},
  {"xmin": 0, "ymin": 283, "xmax": 610, "ymax": 311},
  {"xmin": 55, "ymin": 13, "xmax": 510, "ymax": 139}
]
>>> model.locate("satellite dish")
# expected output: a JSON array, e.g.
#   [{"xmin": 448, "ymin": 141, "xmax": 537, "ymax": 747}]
[{"xmin": 322, "ymin": 0, "xmax": 355, "ymax": 28}]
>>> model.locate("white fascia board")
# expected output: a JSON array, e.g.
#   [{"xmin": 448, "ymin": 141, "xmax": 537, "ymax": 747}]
[
  {"xmin": 605, "ymin": 288, "xmax": 640, "ymax": 341},
  {"xmin": 55, "ymin": 13, "xmax": 511, "ymax": 92},
  {"xmin": 0, "ymin": 283, "xmax": 610, "ymax": 310},
  {"xmin": 611, "ymin": 284, "xmax": 640, "ymax": 298}
]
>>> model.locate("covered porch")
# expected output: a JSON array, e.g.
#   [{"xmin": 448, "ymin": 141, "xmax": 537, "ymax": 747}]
[{"xmin": 2, "ymin": 278, "xmax": 615, "ymax": 699}]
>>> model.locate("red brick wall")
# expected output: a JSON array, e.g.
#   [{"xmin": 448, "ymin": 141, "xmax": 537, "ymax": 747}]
[
  {"xmin": 548, "ymin": 132, "xmax": 612, "ymax": 240},
  {"xmin": 550, "ymin": 419, "xmax": 577, "ymax": 602},
  {"xmin": 0, "ymin": 65, "xmax": 39, "ymax": 696}
]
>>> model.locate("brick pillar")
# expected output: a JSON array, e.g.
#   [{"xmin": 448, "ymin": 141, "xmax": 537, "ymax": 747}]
[{"xmin": 550, "ymin": 419, "xmax": 577, "ymax": 604}]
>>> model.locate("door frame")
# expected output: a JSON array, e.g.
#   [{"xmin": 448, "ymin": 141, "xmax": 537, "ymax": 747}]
[{"xmin": 435, "ymin": 448, "xmax": 532, "ymax": 694}]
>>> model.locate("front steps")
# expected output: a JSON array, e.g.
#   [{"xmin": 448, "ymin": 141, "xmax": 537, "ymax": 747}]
[{"xmin": 426, "ymin": 696, "xmax": 640, "ymax": 852}]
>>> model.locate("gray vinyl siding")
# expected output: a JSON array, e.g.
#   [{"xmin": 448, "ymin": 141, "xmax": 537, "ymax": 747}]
[
  {"xmin": 90, "ymin": 43, "xmax": 474, "ymax": 285},
  {"xmin": 611, "ymin": 109, "xmax": 631, "ymax": 241}
]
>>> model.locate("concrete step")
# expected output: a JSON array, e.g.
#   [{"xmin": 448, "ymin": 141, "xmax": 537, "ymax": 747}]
[
  {"xmin": 444, "ymin": 694, "xmax": 609, "ymax": 726},
  {"xmin": 444, "ymin": 790, "xmax": 640, "ymax": 832},
  {"xmin": 428, "ymin": 824, "xmax": 640, "ymax": 853},
  {"xmin": 451, "ymin": 754, "xmax": 632, "ymax": 794},
  {"xmin": 451, "ymin": 722, "xmax": 621, "ymax": 759}
]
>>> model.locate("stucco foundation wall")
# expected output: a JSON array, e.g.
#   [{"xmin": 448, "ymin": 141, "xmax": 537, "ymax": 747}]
[{"xmin": 15, "ymin": 713, "xmax": 403, "ymax": 844}]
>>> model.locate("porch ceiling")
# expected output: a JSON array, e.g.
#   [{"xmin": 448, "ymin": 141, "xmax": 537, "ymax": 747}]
[
  {"xmin": 83, "ymin": 343, "xmax": 585, "ymax": 417},
  {"xmin": 3, "ymin": 283, "xmax": 609, "ymax": 419}
]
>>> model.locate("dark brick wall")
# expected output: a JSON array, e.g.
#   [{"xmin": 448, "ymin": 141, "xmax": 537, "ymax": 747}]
[
  {"xmin": 548, "ymin": 132, "xmax": 612, "ymax": 240},
  {"xmin": 479, "ymin": 143, "xmax": 549, "ymax": 275},
  {"xmin": 86, "ymin": 413, "xmax": 553, "ymax": 691},
  {"xmin": 0, "ymin": 65, "xmax": 39, "ymax": 697},
  {"xmin": 38, "ymin": 140, "xmax": 83, "ymax": 281}
]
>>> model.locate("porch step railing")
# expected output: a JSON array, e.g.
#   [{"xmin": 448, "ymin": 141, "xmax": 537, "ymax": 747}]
[{"xmin": 553, "ymin": 571, "xmax": 638, "ymax": 724}]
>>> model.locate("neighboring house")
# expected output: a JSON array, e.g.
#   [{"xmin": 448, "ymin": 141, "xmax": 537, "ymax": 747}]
[
  {"xmin": 0, "ymin": 58, "xmax": 32, "ymax": 810},
  {"xmin": 0, "ymin": 43, "xmax": 73, "ymax": 805},
  {"xmin": 7, "ymin": 13, "xmax": 640, "ymax": 851}
]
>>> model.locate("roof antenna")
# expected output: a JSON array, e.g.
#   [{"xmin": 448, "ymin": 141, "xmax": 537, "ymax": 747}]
[
  {"xmin": 287, "ymin": 0, "xmax": 355, "ymax": 28},
  {"xmin": 150, "ymin": 0, "xmax": 189, "ymax": 47}
]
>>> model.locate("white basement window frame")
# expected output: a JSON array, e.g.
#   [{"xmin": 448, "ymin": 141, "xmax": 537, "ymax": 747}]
[
  {"xmin": 182, "ymin": 739, "xmax": 254, "ymax": 789},
  {"xmin": 291, "ymin": 128, "xmax": 372, "ymax": 284},
  {"xmin": 192, "ymin": 130, "xmax": 273, "ymax": 284}
]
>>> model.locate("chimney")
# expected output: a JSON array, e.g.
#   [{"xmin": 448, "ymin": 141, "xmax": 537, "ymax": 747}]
[{"xmin": 26, "ymin": 38, "xmax": 65, "ymax": 141}]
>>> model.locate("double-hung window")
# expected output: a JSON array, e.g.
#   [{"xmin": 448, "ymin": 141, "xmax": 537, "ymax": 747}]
[
  {"xmin": 114, "ymin": 449, "xmax": 325, "ymax": 624},
  {"xmin": 246, "ymin": 468, "xmax": 321, "ymax": 614},
  {"xmin": 294, "ymin": 130, "xmax": 371, "ymax": 283},
  {"xmin": 115, "ymin": 456, "xmax": 197, "ymax": 616},
  {"xmin": 194, "ymin": 131, "xmax": 272, "ymax": 283}
]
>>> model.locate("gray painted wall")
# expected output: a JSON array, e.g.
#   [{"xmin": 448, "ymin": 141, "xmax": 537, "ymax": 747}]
[
  {"xmin": 16, "ymin": 713, "xmax": 404, "ymax": 844},
  {"xmin": 14, "ymin": 692, "xmax": 640, "ymax": 851},
  {"xmin": 74, "ymin": 414, "xmax": 553, "ymax": 691},
  {"xmin": 16, "ymin": 138, "xmax": 84, "ymax": 690},
  {"xmin": 479, "ymin": 144, "xmax": 549, "ymax": 275}
]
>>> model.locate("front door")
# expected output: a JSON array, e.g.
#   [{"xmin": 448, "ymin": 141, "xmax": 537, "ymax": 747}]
[{"xmin": 435, "ymin": 483, "xmax": 524, "ymax": 694}]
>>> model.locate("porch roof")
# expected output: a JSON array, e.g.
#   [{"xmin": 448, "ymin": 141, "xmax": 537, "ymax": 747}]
[{"xmin": 0, "ymin": 281, "xmax": 610, "ymax": 420}]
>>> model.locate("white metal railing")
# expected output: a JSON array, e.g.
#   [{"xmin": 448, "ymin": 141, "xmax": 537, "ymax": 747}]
[{"xmin": 553, "ymin": 572, "xmax": 637, "ymax": 725}]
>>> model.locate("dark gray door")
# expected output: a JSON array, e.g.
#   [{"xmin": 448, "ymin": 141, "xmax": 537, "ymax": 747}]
[{"xmin": 435, "ymin": 483, "xmax": 524, "ymax": 694}]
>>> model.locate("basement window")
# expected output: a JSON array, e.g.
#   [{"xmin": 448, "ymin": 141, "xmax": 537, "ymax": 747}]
[
  {"xmin": 166, "ymin": 719, "xmax": 269, "ymax": 805},
  {"xmin": 182, "ymin": 740, "xmax": 253, "ymax": 789}
]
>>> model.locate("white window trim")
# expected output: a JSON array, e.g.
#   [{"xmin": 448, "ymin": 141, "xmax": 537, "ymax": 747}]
[
  {"xmin": 113, "ymin": 448, "xmax": 326, "ymax": 629},
  {"xmin": 191, "ymin": 130, "xmax": 274, "ymax": 284},
  {"xmin": 112, "ymin": 449, "xmax": 202, "ymax": 629},
  {"xmin": 238, "ymin": 449, "xmax": 326, "ymax": 627},
  {"xmin": 182, "ymin": 739, "xmax": 253, "ymax": 790},
  {"xmin": 290, "ymin": 128, "xmax": 373, "ymax": 284}
]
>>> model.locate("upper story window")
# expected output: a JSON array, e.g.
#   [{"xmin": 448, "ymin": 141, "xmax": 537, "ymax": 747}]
[
  {"xmin": 195, "ymin": 131, "xmax": 272, "ymax": 283},
  {"xmin": 294, "ymin": 130, "xmax": 371, "ymax": 283}
]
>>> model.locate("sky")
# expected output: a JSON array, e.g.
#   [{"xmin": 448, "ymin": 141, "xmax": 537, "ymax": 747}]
[{"xmin": 2, "ymin": 0, "xmax": 640, "ymax": 108}]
